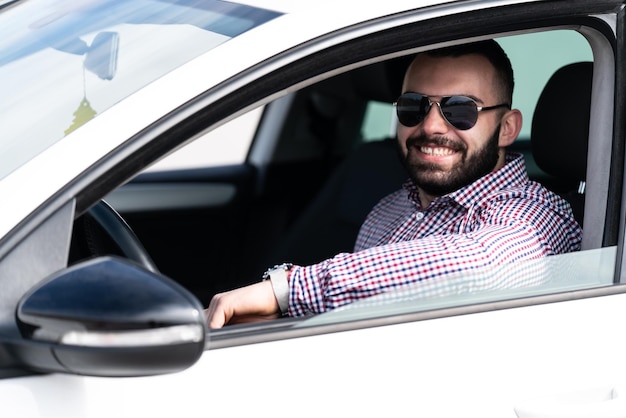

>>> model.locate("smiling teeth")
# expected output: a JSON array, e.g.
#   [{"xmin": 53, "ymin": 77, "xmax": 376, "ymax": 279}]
[{"xmin": 421, "ymin": 146, "xmax": 454, "ymax": 156}]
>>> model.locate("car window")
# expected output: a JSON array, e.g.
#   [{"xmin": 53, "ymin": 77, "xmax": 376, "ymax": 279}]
[
  {"xmin": 499, "ymin": 30, "xmax": 593, "ymax": 139},
  {"xmin": 147, "ymin": 107, "xmax": 264, "ymax": 171},
  {"xmin": 205, "ymin": 25, "xmax": 611, "ymax": 343},
  {"xmin": 362, "ymin": 101, "xmax": 396, "ymax": 141}
]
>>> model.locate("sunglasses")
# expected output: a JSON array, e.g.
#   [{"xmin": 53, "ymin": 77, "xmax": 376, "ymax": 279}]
[{"xmin": 393, "ymin": 92, "xmax": 510, "ymax": 130}]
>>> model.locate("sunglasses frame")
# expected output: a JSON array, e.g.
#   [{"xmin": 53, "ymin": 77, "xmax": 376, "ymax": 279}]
[{"xmin": 393, "ymin": 92, "xmax": 511, "ymax": 130}]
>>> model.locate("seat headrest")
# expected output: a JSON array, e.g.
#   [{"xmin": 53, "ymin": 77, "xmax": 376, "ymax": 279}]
[{"xmin": 531, "ymin": 62, "xmax": 592, "ymax": 182}]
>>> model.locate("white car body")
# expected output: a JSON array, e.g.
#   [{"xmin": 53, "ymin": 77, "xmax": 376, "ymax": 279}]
[{"xmin": 0, "ymin": 0, "xmax": 624, "ymax": 417}]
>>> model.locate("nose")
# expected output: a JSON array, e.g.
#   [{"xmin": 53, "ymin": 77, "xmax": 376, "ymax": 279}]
[{"xmin": 421, "ymin": 101, "xmax": 450, "ymax": 134}]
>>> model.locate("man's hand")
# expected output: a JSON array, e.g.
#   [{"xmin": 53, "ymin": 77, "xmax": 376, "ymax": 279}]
[{"xmin": 205, "ymin": 281, "xmax": 281, "ymax": 329}]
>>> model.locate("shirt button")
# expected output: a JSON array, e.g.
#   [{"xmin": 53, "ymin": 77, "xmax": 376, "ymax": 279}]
[{"xmin": 415, "ymin": 212, "xmax": 425, "ymax": 220}]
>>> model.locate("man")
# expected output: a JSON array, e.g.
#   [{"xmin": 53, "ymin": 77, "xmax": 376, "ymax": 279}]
[{"xmin": 205, "ymin": 39, "xmax": 582, "ymax": 328}]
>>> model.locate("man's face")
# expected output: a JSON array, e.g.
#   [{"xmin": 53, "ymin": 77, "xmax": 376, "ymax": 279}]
[{"xmin": 396, "ymin": 53, "xmax": 506, "ymax": 199}]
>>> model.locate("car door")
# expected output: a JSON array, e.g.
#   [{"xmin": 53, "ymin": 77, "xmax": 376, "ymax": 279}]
[{"xmin": 151, "ymin": 3, "xmax": 626, "ymax": 416}]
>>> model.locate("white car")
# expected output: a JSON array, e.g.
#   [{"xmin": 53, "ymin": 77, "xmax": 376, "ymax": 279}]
[{"xmin": 0, "ymin": 0, "xmax": 624, "ymax": 416}]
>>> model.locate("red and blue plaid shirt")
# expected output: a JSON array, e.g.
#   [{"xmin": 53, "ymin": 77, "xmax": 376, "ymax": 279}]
[{"xmin": 287, "ymin": 153, "xmax": 582, "ymax": 316}]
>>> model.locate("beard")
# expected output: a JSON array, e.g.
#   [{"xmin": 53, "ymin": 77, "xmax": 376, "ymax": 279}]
[{"xmin": 399, "ymin": 125, "xmax": 501, "ymax": 197}]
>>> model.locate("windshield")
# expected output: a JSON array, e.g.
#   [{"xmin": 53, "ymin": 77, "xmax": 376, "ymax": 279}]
[{"xmin": 0, "ymin": 0, "xmax": 281, "ymax": 180}]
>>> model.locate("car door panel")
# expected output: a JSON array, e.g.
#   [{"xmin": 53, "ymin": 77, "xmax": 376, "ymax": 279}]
[{"xmin": 3, "ymin": 289, "xmax": 626, "ymax": 417}]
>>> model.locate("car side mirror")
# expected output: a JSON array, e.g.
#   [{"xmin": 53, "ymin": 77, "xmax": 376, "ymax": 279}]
[{"xmin": 15, "ymin": 257, "xmax": 206, "ymax": 377}]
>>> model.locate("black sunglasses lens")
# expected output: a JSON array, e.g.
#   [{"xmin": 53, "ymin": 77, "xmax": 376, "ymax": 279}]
[
  {"xmin": 395, "ymin": 94, "xmax": 480, "ymax": 130},
  {"xmin": 395, "ymin": 94, "xmax": 430, "ymax": 127},
  {"xmin": 440, "ymin": 96, "xmax": 478, "ymax": 130}
]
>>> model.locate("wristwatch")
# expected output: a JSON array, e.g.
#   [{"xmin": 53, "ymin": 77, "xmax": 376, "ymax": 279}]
[{"xmin": 262, "ymin": 263, "xmax": 293, "ymax": 314}]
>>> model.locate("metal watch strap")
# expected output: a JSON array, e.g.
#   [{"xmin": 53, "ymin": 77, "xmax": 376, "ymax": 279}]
[{"xmin": 262, "ymin": 263, "xmax": 292, "ymax": 314}]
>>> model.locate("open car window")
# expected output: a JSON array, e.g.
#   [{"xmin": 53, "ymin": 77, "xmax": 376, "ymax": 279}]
[{"xmin": 206, "ymin": 21, "xmax": 617, "ymax": 347}]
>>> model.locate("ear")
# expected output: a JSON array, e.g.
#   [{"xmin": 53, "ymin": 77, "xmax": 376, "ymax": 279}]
[{"xmin": 498, "ymin": 109, "xmax": 523, "ymax": 147}]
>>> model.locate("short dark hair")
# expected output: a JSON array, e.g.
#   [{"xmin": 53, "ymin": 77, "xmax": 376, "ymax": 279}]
[{"xmin": 423, "ymin": 39, "xmax": 514, "ymax": 104}]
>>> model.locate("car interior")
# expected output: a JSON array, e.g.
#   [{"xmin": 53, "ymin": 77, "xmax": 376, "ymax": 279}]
[
  {"xmin": 530, "ymin": 61, "xmax": 591, "ymax": 226},
  {"xmin": 69, "ymin": 30, "xmax": 601, "ymax": 308}
]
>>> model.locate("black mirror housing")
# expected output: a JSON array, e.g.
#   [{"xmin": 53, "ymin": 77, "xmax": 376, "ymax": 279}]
[{"xmin": 15, "ymin": 257, "xmax": 206, "ymax": 377}]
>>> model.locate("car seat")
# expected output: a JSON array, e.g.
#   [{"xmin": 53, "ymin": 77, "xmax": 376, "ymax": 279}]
[
  {"xmin": 531, "ymin": 61, "xmax": 592, "ymax": 227},
  {"xmin": 269, "ymin": 137, "xmax": 407, "ymax": 266}
]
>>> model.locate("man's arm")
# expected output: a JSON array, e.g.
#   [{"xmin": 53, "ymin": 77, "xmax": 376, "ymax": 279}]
[{"xmin": 205, "ymin": 281, "xmax": 281, "ymax": 329}]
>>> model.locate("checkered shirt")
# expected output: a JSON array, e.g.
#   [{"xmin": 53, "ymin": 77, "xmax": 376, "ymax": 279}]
[{"xmin": 287, "ymin": 152, "xmax": 583, "ymax": 316}]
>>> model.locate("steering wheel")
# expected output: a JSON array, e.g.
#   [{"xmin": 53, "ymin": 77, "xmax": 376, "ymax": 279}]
[{"xmin": 71, "ymin": 200, "xmax": 160, "ymax": 273}]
